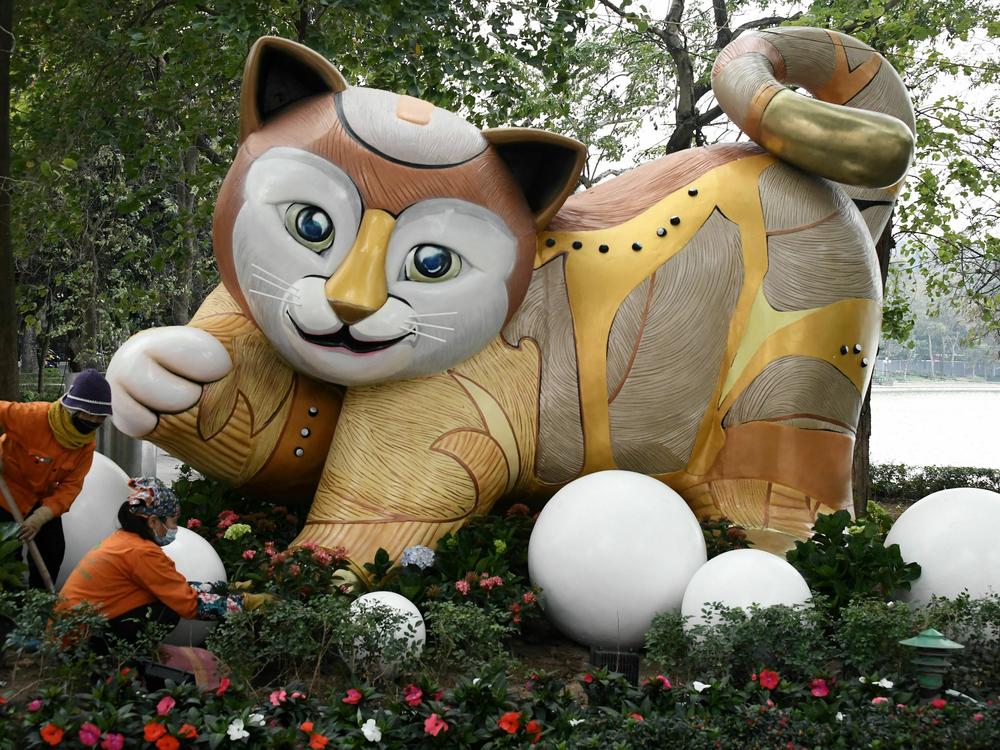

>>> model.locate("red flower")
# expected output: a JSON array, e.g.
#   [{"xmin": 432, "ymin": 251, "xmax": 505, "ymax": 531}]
[
  {"xmin": 525, "ymin": 719, "xmax": 542, "ymax": 744},
  {"xmin": 498, "ymin": 711, "xmax": 521, "ymax": 734},
  {"xmin": 424, "ymin": 713, "xmax": 449, "ymax": 736},
  {"xmin": 810, "ymin": 678, "xmax": 829, "ymax": 698},
  {"xmin": 628, "ymin": 713, "xmax": 644, "ymax": 721},
  {"xmin": 156, "ymin": 695, "xmax": 176, "ymax": 716},
  {"xmin": 871, "ymin": 696, "xmax": 890, "ymax": 705},
  {"xmin": 215, "ymin": 677, "xmax": 231, "ymax": 696},
  {"xmin": 973, "ymin": 712, "xmax": 984, "ymax": 722},
  {"xmin": 309, "ymin": 734, "xmax": 329, "ymax": 749},
  {"xmin": 522, "ymin": 591, "xmax": 537, "ymax": 605},
  {"xmin": 931, "ymin": 697, "xmax": 948, "ymax": 709},
  {"xmin": 403, "ymin": 684, "xmax": 423, "ymax": 707},
  {"xmin": 759, "ymin": 669, "xmax": 780, "ymax": 690},
  {"xmin": 655, "ymin": 674, "xmax": 672, "ymax": 689},
  {"xmin": 178, "ymin": 724, "xmax": 198, "ymax": 740},
  {"xmin": 40, "ymin": 724, "xmax": 64, "ymax": 746},
  {"xmin": 78, "ymin": 723, "xmax": 100, "ymax": 747},
  {"xmin": 156, "ymin": 737, "xmax": 180, "ymax": 750},
  {"xmin": 144, "ymin": 723, "xmax": 168, "ymax": 742},
  {"xmin": 342, "ymin": 688, "xmax": 363, "ymax": 705},
  {"xmin": 583, "ymin": 673, "xmax": 594, "ymax": 684},
  {"xmin": 186, "ymin": 518, "xmax": 202, "ymax": 529},
  {"xmin": 299, "ymin": 721, "xmax": 315, "ymax": 733},
  {"xmin": 100, "ymin": 734, "xmax": 124, "ymax": 750}
]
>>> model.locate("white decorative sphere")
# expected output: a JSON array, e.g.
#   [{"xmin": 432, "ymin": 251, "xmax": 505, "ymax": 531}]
[
  {"xmin": 681, "ymin": 549, "xmax": 811, "ymax": 629},
  {"xmin": 350, "ymin": 591, "xmax": 426, "ymax": 663},
  {"xmin": 161, "ymin": 527, "xmax": 228, "ymax": 646},
  {"xmin": 528, "ymin": 470, "xmax": 706, "ymax": 648},
  {"xmin": 57, "ymin": 453, "xmax": 132, "ymax": 588},
  {"xmin": 885, "ymin": 487, "xmax": 1000, "ymax": 605}
]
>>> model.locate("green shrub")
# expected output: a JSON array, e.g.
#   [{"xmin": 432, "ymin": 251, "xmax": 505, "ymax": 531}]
[
  {"xmin": 921, "ymin": 592, "xmax": 1000, "ymax": 698},
  {"xmin": 837, "ymin": 598, "xmax": 921, "ymax": 675},
  {"xmin": 873, "ymin": 463, "xmax": 1000, "ymax": 502},
  {"xmin": 700, "ymin": 517, "xmax": 752, "ymax": 558},
  {"xmin": 423, "ymin": 601, "xmax": 516, "ymax": 676},
  {"xmin": 785, "ymin": 510, "xmax": 921, "ymax": 614},
  {"xmin": 0, "ymin": 523, "xmax": 27, "ymax": 592}
]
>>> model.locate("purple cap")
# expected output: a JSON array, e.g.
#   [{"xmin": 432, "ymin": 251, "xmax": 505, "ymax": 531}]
[{"xmin": 61, "ymin": 369, "xmax": 113, "ymax": 416}]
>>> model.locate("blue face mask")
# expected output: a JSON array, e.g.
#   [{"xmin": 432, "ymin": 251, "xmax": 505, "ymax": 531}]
[{"xmin": 155, "ymin": 527, "xmax": 178, "ymax": 546}]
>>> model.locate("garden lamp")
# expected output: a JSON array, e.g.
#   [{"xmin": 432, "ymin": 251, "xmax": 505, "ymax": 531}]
[{"xmin": 899, "ymin": 628, "xmax": 964, "ymax": 694}]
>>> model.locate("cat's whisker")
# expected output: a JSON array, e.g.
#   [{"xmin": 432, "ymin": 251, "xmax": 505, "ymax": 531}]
[
  {"xmin": 252, "ymin": 273, "xmax": 301, "ymax": 298},
  {"xmin": 406, "ymin": 320, "xmax": 455, "ymax": 332},
  {"xmin": 251, "ymin": 263, "xmax": 298, "ymax": 289},
  {"xmin": 399, "ymin": 325, "xmax": 447, "ymax": 344},
  {"xmin": 249, "ymin": 288, "xmax": 301, "ymax": 306},
  {"xmin": 407, "ymin": 311, "xmax": 458, "ymax": 318}
]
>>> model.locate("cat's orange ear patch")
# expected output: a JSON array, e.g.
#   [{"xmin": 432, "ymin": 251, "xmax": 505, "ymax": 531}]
[
  {"xmin": 240, "ymin": 36, "xmax": 348, "ymax": 142},
  {"xmin": 483, "ymin": 128, "xmax": 587, "ymax": 230}
]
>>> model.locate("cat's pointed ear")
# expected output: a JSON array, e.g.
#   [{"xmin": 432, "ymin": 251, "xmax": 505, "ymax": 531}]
[
  {"xmin": 483, "ymin": 128, "xmax": 587, "ymax": 229},
  {"xmin": 240, "ymin": 36, "xmax": 348, "ymax": 142}
]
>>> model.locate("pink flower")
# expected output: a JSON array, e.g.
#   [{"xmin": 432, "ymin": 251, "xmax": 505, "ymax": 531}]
[
  {"xmin": 522, "ymin": 591, "xmax": 537, "ymax": 605},
  {"xmin": 156, "ymin": 695, "xmax": 175, "ymax": 716},
  {"xmin": 269, "ymin": 689, "xmax": 287, "ymax": 706},
  {"xmin": 455, "ymin": 580, "xmax": 470, "ymax": 595},
  {"xmin": 101, "ymin": 734, "xmax": 125, "ymax": 750},
  {"xmin": 289, "ymin": 563, "xmax": 302, "ymax": 576},
  {"xmin": 217, "ymin": 510, "xmax": 240, "ymax": 529},
  {"xmin": 243, "ymin": 549, "xmax": 256, "ymax": 560},
  {"xmin": 810, "ymin": 679, "xmax": 829, "ymax": 698},
  {"xmin": 628, "ymin": 712, "xmax": 644, "ymax": 721},
  {"xmin": 78, "ymin": 722, "xmax": 101, "ymax": 747},
  {"xmin": 759, "ymin": 669, "xmax": 780, "ymax": 691},
  {"xmin": 973, "ymin": 712, "xmax": 984, "ymax": 722},
  {"xmin": 263, "ymin": 541, "xmax": 277, "ymax": 558},
  {"xmin": 215, "ymin": 677, "xmax": 231, "ymax": 696},
  {"xmin": 186, "ymin": 518, "xmax": 202, "ymax": 529},
  {"xmin": 343, "ymin": 688, "xmax": 363, "ymax": 705},
  {"xmin": 655, "ymin": 675, "xmax": 672, "ymax": 689},
  {"xmin": 291, "ymin": 691, "xmax": 306, "ymax": 699},
  {"xmin": 27, "ymin": 699, "xmax": 43, "ymax": 712},
  {"xmin": 403, "ymin": 684, "xmax": 423, "ymax": 707},
  {"xmin": 424, "ymin": 713, "xmax": 449, "ymax": 736},
  {"xmin": 931, "ymin": 697, "xmax": 948, "ymax": 709},
  {"xmin": 479, "ymin": 574, "xmax": 504, "ymax": 590},
  {"xmin": 871, "ymin": 696, "xmax": 890, "ymax": 705}
]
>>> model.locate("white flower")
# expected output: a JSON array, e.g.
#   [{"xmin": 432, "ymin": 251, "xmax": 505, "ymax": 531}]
[
  {"xmin": 835, "ymin": 711, "xmax": 844, "ymax": 722},
  {"xmin": 362, "ymin": 718, "xmax": 382, "ymax": 742},
  {"xmin": 692, "ymin": 681, "xmax": 711, "ymax": 693},
  {"xmin": 226, "ymin": 719, "xmax": 249, "ymax": 741},
  {"xmin": 472, "ymin": 677, "xmax": 481, "ymax": 686},
  {"xmin": 400, "ymin": 545, "xmax": 436, "ymax": 569},
  {"xmin": 858, "ymin": 676, "xmax": 867, "ymax": 684},
  {"xmin": 569, "ymin": 718, "xmax": 585, "ymax": 727},
  {"xmin": 248, "ymin": 713, "xmax": 265, "ymax": 728},
  {"xmin": 876, "ymin": 678, "xmax": 894, "ymax": 689}
]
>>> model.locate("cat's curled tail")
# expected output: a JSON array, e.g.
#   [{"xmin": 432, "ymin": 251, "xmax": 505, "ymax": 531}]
[{"xmin": 712, "ymin": 27, "xmax": 915, "ymax": 230}]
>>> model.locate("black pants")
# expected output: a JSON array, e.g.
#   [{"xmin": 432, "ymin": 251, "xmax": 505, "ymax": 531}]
[
  {"xmin": 90, "ymin": 601, "xmax": 181, "ymax": 655},
  {"xmin": 0, "ymin": 505, "xmax": 64, "ymax": 590}
]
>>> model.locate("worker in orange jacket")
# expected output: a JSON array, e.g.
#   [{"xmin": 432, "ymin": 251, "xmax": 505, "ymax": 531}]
[
  {"xmin": 0, "ymin": 369, "xmax": 112, "ymax": 588},
  {"xmin": 60, "ymin": 477, "xmax": 270, "ymax": 648}
]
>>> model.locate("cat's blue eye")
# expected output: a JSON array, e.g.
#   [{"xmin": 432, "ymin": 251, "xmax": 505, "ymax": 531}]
[
  {"xmin": 284, "ymin": 203, "xmax": 334, "ymax": 251},
  {"xmin": 404, "ymin": 244, "xmax": 462, "ymax": 283}
]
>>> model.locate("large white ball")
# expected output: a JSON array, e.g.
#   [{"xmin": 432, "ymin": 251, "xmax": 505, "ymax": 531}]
[
  {"xmin": 885, "ymin": 487, "xmax": 1000, "ymax": 605},
  {"xmin": 528, "ymin": 470, "xmax": 707, "ymax": 648},
  {"xmin": 161, "ymin": 527, "xmax": 228, "ymax": 646},
  {"xmin": 681, "ymin": 549, "xmax": 811, "ymax": 629},
  {"xmin": 57, "ymin": 453, "xmax": 132, "ymax": 588},
  {"xmin": 350, "ymin": 591, "xmax": 426, "ymax": 665}
]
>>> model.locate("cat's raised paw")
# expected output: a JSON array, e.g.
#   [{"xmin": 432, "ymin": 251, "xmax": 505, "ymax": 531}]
[{"xmin": 106, "ymin": 326, "xmax": 232, "ymax": 437}]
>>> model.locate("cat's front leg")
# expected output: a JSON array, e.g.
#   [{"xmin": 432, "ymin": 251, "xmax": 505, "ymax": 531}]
[{"xmin": 107, "ymin": 326, "xmax": 233, "ymax": 438}]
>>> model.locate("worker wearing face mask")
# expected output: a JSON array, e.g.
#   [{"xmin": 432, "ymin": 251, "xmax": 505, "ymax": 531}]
[
  {"xmin": 58, "ymin": 477, "xmax": 272, "ymax": 648},
  {"xmin": 0, "ymin": 369, "xmax": 112, "ymax": 588}
]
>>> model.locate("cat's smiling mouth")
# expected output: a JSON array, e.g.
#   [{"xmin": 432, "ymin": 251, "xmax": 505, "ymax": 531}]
[{"xmin": 288, "ymin": 313, "xmax": 411, "ymax": 353}]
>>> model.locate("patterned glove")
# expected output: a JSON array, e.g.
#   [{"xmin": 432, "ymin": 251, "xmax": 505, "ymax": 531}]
[{"xmin": 19, "ymin": 506, "xmax": 54, "ymax": 541}]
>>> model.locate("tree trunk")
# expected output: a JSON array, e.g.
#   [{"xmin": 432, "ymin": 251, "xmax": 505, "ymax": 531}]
[
  {"xmin": 852, "ymin": 222, "xmax": 893, "ymax": 517},
  {"xmin": 171, "ymin": 143, "xmax": 198, "ymax": 325},
  {"xmin": 0, "ymin": 0, "xmax": 17, "ymax": 400}
]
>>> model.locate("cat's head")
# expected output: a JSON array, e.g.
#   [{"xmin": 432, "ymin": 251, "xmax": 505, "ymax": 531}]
[{"xmin": 213, "ymin": 37, "xmax": 586, "ymax": 387}]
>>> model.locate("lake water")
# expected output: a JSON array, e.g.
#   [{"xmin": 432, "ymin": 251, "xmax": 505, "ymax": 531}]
[{"xmin": 870, "ymin": 384, "xmax": 1000, "ymax": 468}]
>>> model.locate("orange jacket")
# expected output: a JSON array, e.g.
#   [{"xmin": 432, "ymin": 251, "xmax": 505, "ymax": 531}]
[
  {"xmin": 0, "ymin": 401, "xmax": 95, "ymax": 517},
  {"xmin": 59, "ymin": 529, "xmax": 199, "ymax": 620}
]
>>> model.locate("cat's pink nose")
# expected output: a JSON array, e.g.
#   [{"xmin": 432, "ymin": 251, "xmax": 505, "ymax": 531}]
[{"xmin": 332, "ymin": 301, "xmax": 377, "ymax": 325}]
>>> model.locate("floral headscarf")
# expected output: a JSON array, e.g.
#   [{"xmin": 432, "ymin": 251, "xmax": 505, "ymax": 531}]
[{"xmin": 126, "ymin": 477, "xmax": 180, "ymax": 519}]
